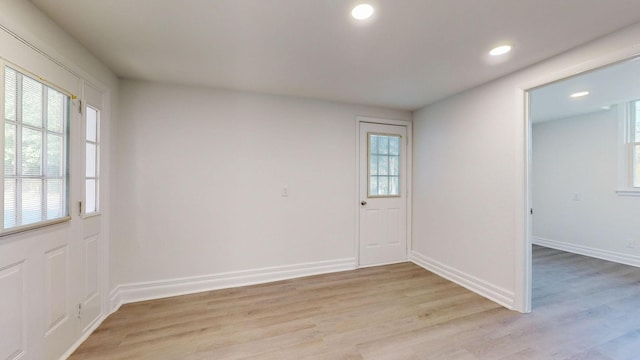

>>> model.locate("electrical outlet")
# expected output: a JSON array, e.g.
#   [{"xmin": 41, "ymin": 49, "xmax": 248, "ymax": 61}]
[{"xmin": 626, "ymin": 240, "xmax": 637, "ymax": 249}]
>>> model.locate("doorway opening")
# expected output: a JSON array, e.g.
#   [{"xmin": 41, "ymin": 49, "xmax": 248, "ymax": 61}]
[{"xmin": 525, "ymin": 56, "xmax": 640, "ymax": 311}]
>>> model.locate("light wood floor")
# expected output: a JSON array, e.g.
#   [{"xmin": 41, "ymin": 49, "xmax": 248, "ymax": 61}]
[{"xmin": 70, "ymin": 246, "xmax": 640, "ymax": 359}]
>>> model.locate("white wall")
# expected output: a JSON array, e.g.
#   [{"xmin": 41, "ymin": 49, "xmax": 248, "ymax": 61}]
[
  {"xmin": 112, "ymin": 79, "xmax": 410, "ymax": 302},
  {"xmin": 411, "ymin": 76, "xmax": 518, "ymax": 308},
  {"xmin": 0, "ymin": 1, "xmax": 117, "ymax": 359},
  {"xmin": 412, "ymin": 23, "xmax": 640, "ymax": 311},
  {"xmin": 532, "ymin": 108, "xmax": 640, "ymax": 265}
]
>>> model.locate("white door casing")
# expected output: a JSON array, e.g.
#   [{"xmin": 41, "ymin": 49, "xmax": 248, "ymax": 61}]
[{"xmin": 359, "ymin": 121, "xmax": 408, "ymax": 267}]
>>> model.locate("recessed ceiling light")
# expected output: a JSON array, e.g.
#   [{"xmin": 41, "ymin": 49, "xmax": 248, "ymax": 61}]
[
  {"xmin": 352, "ymin": 4, "xmax": 374, "ymax": 20},
  {"xmin": 489, "ymin": 45, "xmax": 512, "ymax": 56},
  {"xmin": 570, "ymin": 91, "xmax": 589, "ymax": 98}
]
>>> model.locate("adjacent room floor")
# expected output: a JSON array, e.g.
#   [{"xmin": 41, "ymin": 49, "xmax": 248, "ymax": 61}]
[{"xmin": 70, "ymin": 246, "xmax": 640, "ymax": 359}]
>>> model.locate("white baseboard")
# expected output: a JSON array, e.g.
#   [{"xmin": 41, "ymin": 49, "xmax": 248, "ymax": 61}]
[
  {"xmin": 109, "ymin": 287, "xmax": 122, "ymax": 313},
  {"xmin": 409, "ymin": 251, "xmax": 514, "ymax": 309},
  {"xmin": 110, "ymin": 258, "xmax": 356, "ymax": 310},
  {"xmin": 59, "ymin": 313, "xmax": 107, "ymax": 360},
  {"xmin": 532, "ymin": 236, "xmax": 640, "ymax": 268}
]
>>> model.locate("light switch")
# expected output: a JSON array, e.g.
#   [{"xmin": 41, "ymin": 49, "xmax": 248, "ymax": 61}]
[{"xmin": 281, "ymin": 186, "xmax": 288, "ymax": 197}]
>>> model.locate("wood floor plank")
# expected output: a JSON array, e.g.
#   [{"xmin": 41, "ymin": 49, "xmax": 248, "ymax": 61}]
[{"xmin": 69, "ymin": 246, "xmax": 640, "ymax": 359}]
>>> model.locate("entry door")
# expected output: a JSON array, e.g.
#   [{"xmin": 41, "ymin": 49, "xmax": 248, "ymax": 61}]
[
  {"xmin": 79, "ymin": 83, "xmax": 104, "ymax": 333},
  {"xmin": 359, "ymin": 122, "xmax": 407, "ymax": 266},
  {"xmin": 39, "ymin": 75, "xmax": 82, "ymax": 359}
]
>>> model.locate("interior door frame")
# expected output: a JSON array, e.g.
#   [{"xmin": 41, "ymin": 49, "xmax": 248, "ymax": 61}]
[
  {"xmin": 515, "ymin": 48, "xmax": 640, "ymax": 313},
  {"xmin": 355, "ymin": 116, "xmax": 412, "ymax": 268}
]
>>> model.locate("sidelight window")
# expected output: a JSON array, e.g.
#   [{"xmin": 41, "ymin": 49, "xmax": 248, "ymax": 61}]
[{"xmin": 84, "ymin": 105, "xmax": 99, "ymax": 214}]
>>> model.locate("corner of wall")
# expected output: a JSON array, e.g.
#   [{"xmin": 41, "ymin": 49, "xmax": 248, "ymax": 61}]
[{"xmin": 409, "ymin": 250, "xmax": 515, "ymax": 310}]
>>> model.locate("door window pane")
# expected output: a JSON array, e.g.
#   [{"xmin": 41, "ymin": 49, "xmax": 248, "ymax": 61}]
[
  {"xmin": 369, "ymin": 154, "xmax": 378, "ymax": 175},
  {"xmin": 86, "ymin": 143, "xmax": 97, "ymax": 177},
  {"xmin": 5, "ymin": 68, "xmax": 16, "ymax": 121},
  {"xmin": 368, "ymin": 133, "xmax": 401, "ymax": 197},
  {"xmin": 86, "ymin": 107, "xmax": 98, "ymax": 142},
  {"xmin": 369, "ymin": 135, "xmax": 378, "ymax": 155},
  {"xmin": 47, "ymin": 88, "xmax": 64, "ymax": 133},
  {"xmin": 369, "ymin": 176, "xmax": 378, "ymax": 195},
  {"xmin": 635, "ymin": 101, "xmax": 640, "ymax": 142},
  {"xmin": 22, "ymin": 127, "xmax": 42, "ymax": 176},
  {"xmin": 21, "ymin": 179, "xmax": 42, "ymax": 225},
  {"xmin": 634, "ymin": 144, "xmax": 640, "ymax": 188},
  {"xmin": 47, "ymin": 134, "xmax": 63, "ymax": 177},
  {"xmin": 378, "ymin": 155, "xmax": 388, "ymax": 176},
  {"xmin": 390, "ymin": 176, "xmax": 399, "ymax": 195},
  {"xmin": 47, "ymin": 179, "xmax": 63, "ymax": 219},
  {"xmin": 389, "ymin": 156, "xmax": 399, "ymax": 176},
  {"xmin": 378, "ymin": 176, "xmax": 389, "ymax": 195},
  {"xmin": 4, "ymin": 180, "xmax": 16, "ymax": 228},
  {"xmin": 389, "ymin": 136, "xmax": 399, "ymax": 155},
  {"xmin": 378, "ymin": 136, "xmax": 389, "ymax": 155},
  {"xmin": 22, "ymin": 76, "xmax": 43, "ymax": 127},
  {"xmin": 5, "ymin": 123, "xmax": 15, "ymax": 176}
]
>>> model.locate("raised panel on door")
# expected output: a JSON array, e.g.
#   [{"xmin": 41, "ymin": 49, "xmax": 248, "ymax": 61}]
[
  {"xmin": 45, "ymin": 245, "xmax": 68, "ymax": 334},
  {"xmin": 362, "ymin": 208, "xmax": 382, "ymax": 248},
  {"xmin": 81, "ymin": 216, "xmax": 102, "ymax": 331},
  {"xmin": 44, "ymin": 243, "xmax": 77, "ymax": 358},
  {"xmin": 0, "ymin": 261, "xmax": 26, "ymax": 360}
]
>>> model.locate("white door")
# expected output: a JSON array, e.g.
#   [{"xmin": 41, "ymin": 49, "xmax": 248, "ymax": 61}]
[
  {"xmin": 44, "ymin": 83, "xmax": 105, "ymax": 357},
  {"xmin": 79, "ymin": 83, "xmax": 104, "ymax": 333},
  {"xmin": 43, "ymin": 228, "xmax": 82, "ymax": 358},
  {"xmin": 42, "ymin": 87, "xmax": 83, "ymax": 360},
  {"xmin": 359, "ymin": 122, "xmax": 407, "ymax": 266}
]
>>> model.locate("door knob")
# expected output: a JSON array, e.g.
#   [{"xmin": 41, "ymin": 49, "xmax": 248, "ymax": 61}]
[{"xmin": 361, "ymin": 201, "xmax": 367, "ymax": 206}]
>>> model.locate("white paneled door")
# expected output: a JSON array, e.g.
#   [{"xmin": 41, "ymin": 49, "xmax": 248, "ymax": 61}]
[
  {"xmin": 43, "ymin": 239, "xmax": 80, "ymax": 358},
  {"xmin": 79, "ymin": 83, "xmax": 104, "ymax": 334},
  {"xmin": 42, "ymin": 82, "xmax": 106, "ymax": 358},
  {"xmin": 359, "ymin": 122, "xmax": 407, "ymax": 266}
]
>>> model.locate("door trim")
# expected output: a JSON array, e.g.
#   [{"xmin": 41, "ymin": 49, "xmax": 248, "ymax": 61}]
[
  {"xmin": 355, "ymin": 116, "xmax": 412, "ymax": 268},
  {"xmin": 515, "ymin": 48, "xmax": 640, "ymax": 313}
]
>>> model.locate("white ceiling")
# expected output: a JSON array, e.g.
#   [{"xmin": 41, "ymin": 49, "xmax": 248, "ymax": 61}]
[
  {"xmin": 530, "ymin": 57, "xmax": 640, "ymax": 123},
  {"xmin": 31, "ymin": 0, "xmax": 640, "ymax": 111}
]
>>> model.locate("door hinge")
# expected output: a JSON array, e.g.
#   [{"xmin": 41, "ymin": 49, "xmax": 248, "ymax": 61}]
[
  {"xmin": 530, "ymin": 208, "xmax": 534, "ymax": 215},
  {"xmin": 79, "ymin": 99, "xmax": 82, "ymax": 114},
  {"xmin": 79, "ymin": 201, "xmax": 83, "ymax": 216},
  {"xmin": 78, "ymin": 303, "xmax": 82, "ymax": 319}
]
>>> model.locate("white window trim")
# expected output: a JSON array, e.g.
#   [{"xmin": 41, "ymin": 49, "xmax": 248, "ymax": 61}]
[{"xmin": 616, "ymin": 101, "xmax": 640, "ymax": 196}]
